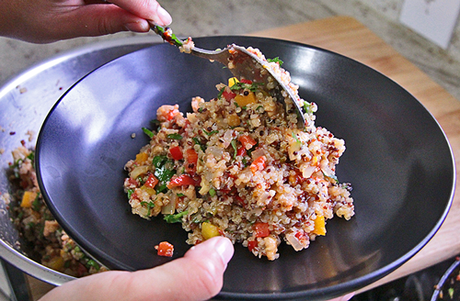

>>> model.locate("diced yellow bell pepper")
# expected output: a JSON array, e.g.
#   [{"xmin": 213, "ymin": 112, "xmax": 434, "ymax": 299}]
[
  {"xmin": 228, "ymin": 77, "xmax": 239, "ymax": 87},
  {"xmin": 45, "ymin": 256, "xmax": 65, "ymax": 271},
  {"xmin": 202, "ymin": 222, "xmax": 220, "ymax": 240},
  {"xmin": 312, "ymin": 215, "xmax": 326, "ymax": 236},
  {"xmin": 21, "ymin": 191, "xmax": 37, "ymax": 208},
  {"xmin": 135, "ymin": 152, "xmax": 149, "ymax": 164},
  {"xmin": 235, "ymin": 92, "xmax": 256, "ymax": 107}
]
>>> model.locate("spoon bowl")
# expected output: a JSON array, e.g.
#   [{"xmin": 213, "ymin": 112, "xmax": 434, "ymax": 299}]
[{"xmin": 151, "ymin": 24, "xmax": 307, "ymax": 127}]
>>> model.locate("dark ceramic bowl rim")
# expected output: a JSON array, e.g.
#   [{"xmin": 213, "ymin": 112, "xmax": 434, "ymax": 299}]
[{"xmin": 36, "ymin": 36, "xmax": 456, "ymax": 300}]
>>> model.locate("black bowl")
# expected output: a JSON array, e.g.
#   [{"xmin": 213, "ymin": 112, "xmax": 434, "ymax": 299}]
[{"xmin": 36, "ymin": 36, "xmax": 455, "ymax": 300}]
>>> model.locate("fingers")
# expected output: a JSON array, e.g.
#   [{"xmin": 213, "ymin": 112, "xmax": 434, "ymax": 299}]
[
  {"xmin": 40, "ymin": 237, "xmax": 234, "ymax": 301},
  {"xmin": 109, "ymin": 0, "xmax": 172, "ymax": 26},
  {"xmin": 0, "ymin": 0, "xmax": 171, "ymax": 43}
]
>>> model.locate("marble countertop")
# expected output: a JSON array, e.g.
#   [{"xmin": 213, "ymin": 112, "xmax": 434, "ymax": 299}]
[{"xmin": 0, "ymin": 1, "xmax": 459, "ymax": 102}]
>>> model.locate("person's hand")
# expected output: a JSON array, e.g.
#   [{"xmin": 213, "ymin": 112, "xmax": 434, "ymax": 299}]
[
  {"xmin": 0, "ymin": 0, "xmax": 172, "ymax": 43},
  {"xmin": 39, "ymin": 237, "xmax": 234, "ymax": 301}
]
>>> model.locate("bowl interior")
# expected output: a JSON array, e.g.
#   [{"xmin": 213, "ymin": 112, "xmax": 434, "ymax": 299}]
[{"xmin": 36, "ymin": 36, "xmax": 455, "ymax": 299}]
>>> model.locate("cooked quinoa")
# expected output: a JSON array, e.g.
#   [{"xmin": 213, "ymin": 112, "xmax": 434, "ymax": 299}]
[{"xmin": 124, "ymin": 47, "xmax": 354, "ymax": 260}]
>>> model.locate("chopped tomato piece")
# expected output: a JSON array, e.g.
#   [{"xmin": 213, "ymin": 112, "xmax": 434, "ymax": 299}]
[
  {"xmin": 144, "ymin": 173, "xmax": 159, "ymax": 189},
  {"xmin": 240, "ymin": 79, "xmax": 252, "ymax": 84},
  {"xmin": 169, "ymin": 146, "xmax": 183, "ymax": 160},
  {"xmin": 250, "ymin": 156, "xmax": 266, "ymax": 173},
  {"xmin": 248, "ymin": 240, "xmax": 257, "ymax": 252},
  {"xmin": 238, "ymin": 135, "xmax": 257, "ymax": 149},
  {"xmin": 155, "ymin": 241, "xmax": 174, "ymax": 257},
  {"xmin": 167, "ymin": 174, "xmax": 199, "ymax": 188},
  {"xmin": 253, "ymin": 222, "xmax": 270, "ymax": 238}
]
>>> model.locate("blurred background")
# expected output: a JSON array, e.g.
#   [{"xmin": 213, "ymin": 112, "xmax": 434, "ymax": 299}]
[
  {"xmin": 1, "ymin": 0, "xmax": 459, "ymax": 100},
  {"xmin": 1, "ymin": 0, "xmax": 459, "ymax": 300}
]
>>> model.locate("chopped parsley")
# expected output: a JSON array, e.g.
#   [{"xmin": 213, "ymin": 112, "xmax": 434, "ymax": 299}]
[
  {"xmin": 167, "ymin": 133, "xmax": 183, "ymax": 140},
  {"xmin": 267, "ymin": 57, "xmax": 284, "ymax": 66},
  {"xmin": 229, "ymin": 81, "xmax": 263, "ymax": 93},
  {"xmin": 140, "ymin": 200, "xmax": 155, "ymax": 215},
  {"xmin": 142, "ymin": 127, "xmax": 154, "ymax": 138},
  {"xmin": 164, "ymin": 210, "xmax": 189, "ymax": 223},
  {"xmin": 152, "ymin": 155, "xmax": 175, "ymax": 193},
  {"xmin": 32, "ymin": 192, "xmax": 41, "ymax": 212},
  {"xmin": 292, "ymin": 132, "xmax": 301, "ymax": 146},
  {"xmin": 303, "ymin": 102, "xmax": 314, "ymax": 114},
  {"xmin": 203, "ymin": 129, "xmax": 219, "ymax": 136},
  {"xmin": 192, "ymin": 137, "xmax": 206, "ymax": 152}
]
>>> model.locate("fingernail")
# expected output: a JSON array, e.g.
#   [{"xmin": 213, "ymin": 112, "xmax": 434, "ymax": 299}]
[
  {"xmin": 214, "ymin": 237, "xmax": 234, "ymax": 267},
  {"xmin": 157, "ymin": 6, "xmax": 172, "ymax": 26}
]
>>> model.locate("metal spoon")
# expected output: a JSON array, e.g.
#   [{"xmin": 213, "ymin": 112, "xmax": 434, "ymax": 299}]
[{"xmin": 151, "ymin": 24, "xmax": 307, "ymax": 128}]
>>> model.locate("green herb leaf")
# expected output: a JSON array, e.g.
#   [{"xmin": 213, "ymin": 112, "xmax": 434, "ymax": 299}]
[
  {"xmin": 153, "ymin": 25, "xmax": 184, "ymax": 47},
  {"xmin": 292, "ymin": 132, "xmax": 301, "ymax": 145},
  {"xmin": 448, "ymin": 287, "xmax": 454, "ymax": 299},
  {"xmin": 217, "ymin": 87, "xmax": 225, "ymax": 99},
  {"xmin": 86, "ymin": 259, "xmax": 101, "ymax": 271},
  {"xmin": 209, "ymin": 188, "xmax": 216, "ymax": 197},
  {"xmin": 167, "ymin": 133, "xmax": 183, "ymax": 140},
  {"xmin": 32, "ymin": 192, "xmax": 41, "ymax": 212},
  {"xmin": 177, "ymin": 193, "xmax": 185, "ymax": 197},
  {"xmin": 142, "ymin": 127, "xmax": 154, "ymax": 138},
  {"xmin": 303, "ymin": 102, "xmax": 314, "ymax": 114},
  {"xmin": 127, "ymin": 189, "xmax": 134, "ymax": 199},
  {"xmin": 231, "ymin": 139, "xmax": 237, "ymax": 159},
  {"xmin": 267, "ymin": 57, "xmax": 284, "ymax": 66},
  {"xmin": 140, "ymin": 201, "xmax": 155, "ymax": 216},
  {"xmin": 192, "ymin": 137, "xmax": 206, "ymax": 152},
  {"xmin": 203, "ymin": 129, "xmax": 219, "ymax": 136},
  {"xmin": 152, "ymin": 155, "xmax": 175, "ymax": 193},
  {"xmin": 164, "ymin": 210, "xmax": 189, "ymax": 223}
]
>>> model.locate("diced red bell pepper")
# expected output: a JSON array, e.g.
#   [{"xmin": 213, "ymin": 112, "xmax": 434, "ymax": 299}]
[
  {"xmin": 238, "ymin": 135, "xmax": 257, "ymax": 149},
  {"xmin": 185, "ymin": 149, "xmax": 198, "ymax": 174},
  {"xmin": 250, "ymin": 156, "xmax": 266, "ymax": 173},
  {"xmin": 237, "ymin": 146, "xmax": 246, "ymax": 157},
  {"xmin": 169, "ymin": 146, "xmax": 183, "ymax": 160},
  {"xmin": 167, "ymin": 174, "xmax": 200, "ymax": 189},
  {"xmin": 253, "ymin": 222, "xmax": 270, "ymax": 238},
  {"xmin": 248, "ymin": 240, "xmax": 257, "ymax": 252},
  {"xmin": 156, "ymin": 241, "xmax": 174, "ymax": 257},
  {"xmin": 222, "ymin": 90, "xmax": 236, "ymax": 101},
  {"xmin": 144, "ymin": 173, "xmax": 159, "ymax": 189},
  {"xmin": 240, "ymin": 79, "xmax": 253, "ymax": 84}
]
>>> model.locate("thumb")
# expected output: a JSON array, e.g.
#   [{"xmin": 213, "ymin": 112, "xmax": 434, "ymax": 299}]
[
  {"xmin": 40, "ymin": 237, "xmax": 234, "ymax": 301},
  {"xmin": 131, "ymin": 236, "xmax": 235, "ymax": 300}
]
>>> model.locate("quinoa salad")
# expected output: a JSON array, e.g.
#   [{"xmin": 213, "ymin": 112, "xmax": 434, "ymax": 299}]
[
  {"xmin": 6, "ymin": 144, "xmax": 107, "ymax": 276},
  {"xmin": 123, "ymin": 46, "xmax": 354, "ymax": 260}
]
